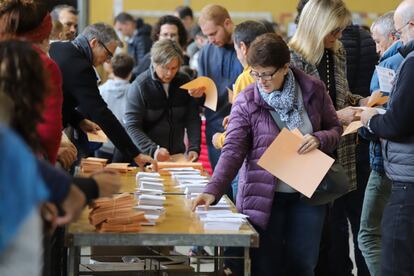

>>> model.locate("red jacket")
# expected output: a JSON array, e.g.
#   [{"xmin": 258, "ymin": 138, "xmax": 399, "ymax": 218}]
[{"xmin": 35, "ymin": 45, "xmax": 63, "ymax": 164}]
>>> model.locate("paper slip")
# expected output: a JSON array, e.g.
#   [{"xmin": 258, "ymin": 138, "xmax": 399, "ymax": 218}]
[
  {"xmin": 141, "ymin": 214, "xmax": 160, "ymax": 226},
  {"xmin": 138, "ymin": 194, "xmax": 166, "ymax": 206},
  {"xmin": 376, "ymin": 66, "xmax": 396, "ymax": 93},
  {"xmin": 136, "ymin": 172, "xmax": 160, "ymax": 178},
  {"xmin": 170, "ymin": 171, "xmax": 201, "ymax": 176},
  {"xmin": 140, "ymin": 181, "xmax": 164, "ymax": 189},
  {"xmin": 185, "ymin": 187, "xmax": 205, "ymax": 195},
  {"xmin": 257, "ymin": 128, "xmax": 335, "ymax": 198},
  {"xmin": 196, "ymin": 209, "xmax": 232, "ymax": 215},
  {"xmin": 134, "ymin": 205, "xmax": 164, "ymax": 215},
  {"xmin": 204, "ymin": 222, "xmax": 242, "ymax": 231},
  {"xmin": 367, "ymin": 90, "xmax": 389, "ymax": 107},
  {"xmin": 138, "ymin": 177, "xmax": 163, "ymax": 183},
  {"xmin": 342, "ymin": 121, "xmax": 364, "ymax": 136},
  {"xmin": 87, "ymin": 130, "xmax": 108, "ymax": 143},
  {"xmin": 180, "ymin": 76, "xmax": 218, "ymax": 111},
  {"xmin": 206, "ymin": 213, "xmax": 248, "ymax": 219},
  {"xmin": 201, "ymin": 217, "xmax": 245, "ymax": 223},
  {"xmin": 135, "ymin": 188, "xmax": 163, "ymax": 195},
  {"xmin": 174, "ymin": 175, "xmax": 207, "ymax": 180}
]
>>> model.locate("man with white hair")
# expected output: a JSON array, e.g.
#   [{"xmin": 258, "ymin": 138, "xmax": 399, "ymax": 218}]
[
  {"xmin": 358, "ymin": 11, "xmax": 404, "ymax": 276},
  {"xmin": 50, "ymin": 23, "xmax": 157, "ymax": 170},
  {"xmin": 361, "ymin": 1, "xmax": 414, "ymax": 275}
]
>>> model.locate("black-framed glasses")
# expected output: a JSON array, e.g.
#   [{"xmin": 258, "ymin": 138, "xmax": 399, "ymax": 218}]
[
  {"xmin": 249, "ymin": 68, "xmax": 278, "ymax": 81},
  {"xmin": 392, "ymin": 22, "xmax": 410, "ymax": 39},
  {"xmin": 98, "ymin": 40, "xmax": 113, "ymax": 60}
]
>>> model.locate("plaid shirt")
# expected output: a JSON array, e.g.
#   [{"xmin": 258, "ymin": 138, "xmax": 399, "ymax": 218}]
[{"xmin": 290, "ymin": 44, "xmax": 363, "ymax": 191}]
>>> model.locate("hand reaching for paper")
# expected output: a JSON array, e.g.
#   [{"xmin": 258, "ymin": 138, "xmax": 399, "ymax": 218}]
[
  {"xmin": 135, "ymin": 153, "xmax": 158, "ymax": 172},
  {"xmin": 79, "ymin": 118, "xmax": 100, "ymax": 134},
  {"xmin": 57, "ymin": 139, "xmax": 77, "ymax": 170},
  {"xmin": 297, "ymin": 134, "xmax": 320, "ymax": 154},
  {"xmin": 337, "ymin": 106, "xmax": 359, "ymax": 125},
  {"xmin": 187, "ymin": 151, "xmax": 199, "ymax": 162},
  {"xmin": 154, "ymin": 147, "xmax": 170, "ymax": 162},
  {"xmin": 192, "ymin": 193, "xmax": 216, "ymax": 211},
  {"xmin": 360, "ymin": 107, "xmax": 379, "ymax": 127}
]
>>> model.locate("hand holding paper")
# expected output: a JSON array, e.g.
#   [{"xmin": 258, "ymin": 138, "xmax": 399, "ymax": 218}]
[
  {"xmin": 257, "ymin": 128, "xmax": 334, "ymax": 198},
  {"xmin": 180, "ymin": 76, "xmax": 218, "ymax": 111},
  {"xmin": 87, "ymin": 130, "xmax": 108, "ymax": 143},
  {"xmin": 367, "ymin": 90, "xmax": 389, "ymax": 107}
]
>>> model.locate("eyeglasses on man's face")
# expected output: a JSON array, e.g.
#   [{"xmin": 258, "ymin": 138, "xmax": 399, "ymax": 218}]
[
  {"xmin": 98, "ymin": 40, "xmax": 113, "ymax": 60},
  {"xmin": 249, "ymin": 68, "xmax": 279, "ymax": 81},
  {"xmin": 392, "ymin": 22, "xmax": 411, "ymax": 39}
]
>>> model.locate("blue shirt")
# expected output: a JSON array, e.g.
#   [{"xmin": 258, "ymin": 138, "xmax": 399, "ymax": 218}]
[{"xmin": 0, "ymin": 126, "xmax": 49, "ymax": 253}]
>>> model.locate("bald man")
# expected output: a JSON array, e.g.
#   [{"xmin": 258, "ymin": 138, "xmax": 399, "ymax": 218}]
[{"xmin": 361, "ymin": 1, "xmax": 414, "ymax": 275}]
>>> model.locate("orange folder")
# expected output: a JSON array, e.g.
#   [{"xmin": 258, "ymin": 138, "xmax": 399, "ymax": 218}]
[{"xmin": 257, "ymin": 128, "xmax": 334, "ymax": 198}]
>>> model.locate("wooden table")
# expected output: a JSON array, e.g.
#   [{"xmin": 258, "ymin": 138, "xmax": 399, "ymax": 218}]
[{"xmin": 66, "ymin": 169, "xmax": 259, "ymax": 275}]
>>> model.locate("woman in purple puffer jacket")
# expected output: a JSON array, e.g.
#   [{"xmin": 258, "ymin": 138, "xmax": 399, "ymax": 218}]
[{"xmin": 193, "ymin": 33, "xmax": 342, "ymax": 276}]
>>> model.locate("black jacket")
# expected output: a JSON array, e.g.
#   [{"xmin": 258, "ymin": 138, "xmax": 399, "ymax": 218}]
[
  {"xmin": 125, "ymin": 67, "xmax": 201, "ymax": 157},
  {"xmin": 340, "ymin": 25, "xmax": 377, "ymax": 97},
  {"xmin": 49, "ymin": 41, "xmax": 140, "ymax": 160},
  {"xmin": 129, "ymin": 23, "xmax": 153, "ymax": 79}
]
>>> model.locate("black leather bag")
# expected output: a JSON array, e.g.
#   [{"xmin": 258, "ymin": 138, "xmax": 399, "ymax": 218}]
[{"xmin": 269, "ymin": 110, "xmax": 350, "ymax": 205}]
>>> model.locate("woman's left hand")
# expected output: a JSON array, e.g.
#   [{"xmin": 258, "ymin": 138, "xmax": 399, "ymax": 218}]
[{"xmin": 297, "ymin": 134, "xmax": 320, "ymax": 154}]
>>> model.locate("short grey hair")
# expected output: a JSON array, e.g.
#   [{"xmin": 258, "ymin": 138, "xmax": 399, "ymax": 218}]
[
  {"xmin": 150, "ymin": 39, "xmax": 184, "ymax": 66},
  {"xmin": 371, "ymin": 11, "xmax": 396, "ymax": 37},
  {"xmin": 51, "ymin": 4, "xmax": 78, "ymax": 21},
  {"xmin": 82, "ymin": 23, "xmax": 123, "ymax": 47},
  {"xmin": 399, "ymin": 1, "xmax": 414, "ymax": 27}
]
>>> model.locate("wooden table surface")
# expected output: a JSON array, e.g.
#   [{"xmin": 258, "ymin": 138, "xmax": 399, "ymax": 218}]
[{"xmin": 67, "ymin": 169, "xmax": 259, "ymax": 248}]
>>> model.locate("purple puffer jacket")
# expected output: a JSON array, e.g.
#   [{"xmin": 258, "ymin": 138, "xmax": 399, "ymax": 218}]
[{"xmin": 204, "ymin": 67, "xmax": 342, "ymax": 230}]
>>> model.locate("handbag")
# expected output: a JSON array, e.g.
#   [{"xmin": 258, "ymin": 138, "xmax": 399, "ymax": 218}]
[{"xmin": 269, "ymin": 110, "xmax": 350, "ymax": 205}]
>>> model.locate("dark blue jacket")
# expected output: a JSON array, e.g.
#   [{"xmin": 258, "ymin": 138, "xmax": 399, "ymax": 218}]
[{"xmin": 198, "ymin": 43, "xmax": 243, "ymax": 136}]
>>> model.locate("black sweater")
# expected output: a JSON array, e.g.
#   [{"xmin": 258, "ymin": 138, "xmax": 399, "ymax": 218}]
[
  {"xmin": 370, "ymin": 40, "xmax": 414, "ymax": 140},
  {"xmin": 50, "ymin": 41, "xmax": 140, "ymax": 160}
]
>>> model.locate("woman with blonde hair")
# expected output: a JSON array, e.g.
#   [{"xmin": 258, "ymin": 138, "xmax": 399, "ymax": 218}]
[{"xmin": 289, "ymin": 0, "xmax": 369, "ymax": 275}]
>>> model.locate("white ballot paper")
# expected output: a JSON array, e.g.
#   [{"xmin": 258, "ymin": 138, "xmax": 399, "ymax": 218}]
[{"xmin": 376, "ymin": 66, "xmax": 396, "ymax": 93}]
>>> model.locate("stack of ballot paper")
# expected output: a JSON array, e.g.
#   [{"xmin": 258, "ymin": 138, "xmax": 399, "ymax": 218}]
[
  {"xmin": 135, "ymin": 172, "xmax": 166, "ymax": 225},
  {"xmin": 88, "ymin": 193, "xmax": 146, "ymax": 232},
  {"xmin": 80, "ymin": 157, "xmax": 108, "ymax": 173},
  {"xmin": 136, "ymin": 172, "xmax": 164, "ymax": 194},
  {"xmin": 194, "ymin": 199, "xmax": 247, "ymax": 231},
  {"xmin": 104, "ymin": 163, "xmax": 131, "ymax": 173},
  {"xmin": 172, "ymin": 170, "xmax": 209, "ymax": 196}
]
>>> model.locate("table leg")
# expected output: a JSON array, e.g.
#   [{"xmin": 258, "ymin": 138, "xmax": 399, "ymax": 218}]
[
  {"xmin": 244, "ymin": 247, "xmax": 251, "ymax": 276},
  {"xmin": 67, "ymin": 246, "xmax": 80, "ymax": 276}
]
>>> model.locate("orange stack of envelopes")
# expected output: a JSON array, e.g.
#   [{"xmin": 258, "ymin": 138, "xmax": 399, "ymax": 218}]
[
  {"xmin": 89, "ymin": 193, "xmax": 145, "ymax": 232},
  {"xmin": 80, "ymin": 157, "xmax": 108, "ymax": 173}
]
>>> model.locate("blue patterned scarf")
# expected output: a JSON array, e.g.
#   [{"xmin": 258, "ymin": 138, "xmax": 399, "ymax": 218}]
[{"xmin": 259, "ymin": 69, "xmax": 304, "ymax": 129}]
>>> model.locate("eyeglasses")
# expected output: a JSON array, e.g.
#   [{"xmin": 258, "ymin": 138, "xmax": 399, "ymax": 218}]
[
  {"xmin": 392, "ymin": 22, "xmax": 410, "ymax": 39},
  {"xmin": 249, "ymin": 68, "xmax": 279, "ymax": 81},
  {"xmin": 98, "ymin": 40, "xmax": 113, "ymax": 60}
]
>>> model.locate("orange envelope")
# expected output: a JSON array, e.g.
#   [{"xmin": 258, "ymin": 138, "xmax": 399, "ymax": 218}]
[
  {"xmin": 257, "ymin": 128, "xmax": 334, "ymax": 198},
  {"xmin": 342, "ymin": 121, "xmax": 363, "ymax": 136},
  {"xmin": 180, "ymin": 76, "xmax": 218, "ymax": 111},
  {"xmin": 87, "ymin": 130, "xmax": 108, "ymax": 143},
  {"xmin": 367, "ymin": 91, "xmax": 389, "ymax": 107}
]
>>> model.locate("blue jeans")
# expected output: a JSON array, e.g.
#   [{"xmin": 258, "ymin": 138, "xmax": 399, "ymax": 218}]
[
  {"xmin": 381, "ymin": 182, "xmax": 414, "ymax": 276},
  {"xmin": 251, "ymin": 193, "xmax": 326, "ymax": 276},
  {"xmin": 358, "ymin": 170, "xmax": 391, "ymax": 276}
]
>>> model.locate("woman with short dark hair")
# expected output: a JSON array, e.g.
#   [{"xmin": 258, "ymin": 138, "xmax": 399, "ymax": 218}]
[{"xmin": 193, "ymin": 33, "xmax": 342, "ymax": 275}]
